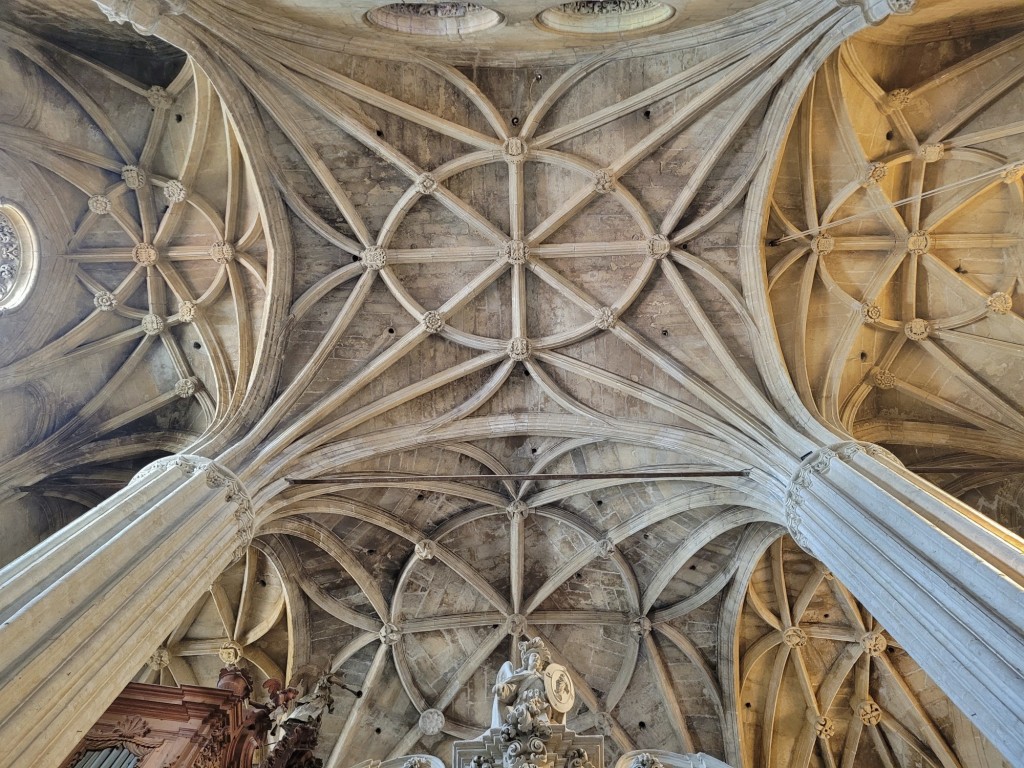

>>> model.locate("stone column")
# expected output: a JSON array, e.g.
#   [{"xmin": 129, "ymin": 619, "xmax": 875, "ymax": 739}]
[
  {"xmin": 0, "ymin": 455, "xmax": 253, "ymax": 768},
  {"xmin": 786, "ymin": 443, "xmax": 1024, "ymax": 763}
]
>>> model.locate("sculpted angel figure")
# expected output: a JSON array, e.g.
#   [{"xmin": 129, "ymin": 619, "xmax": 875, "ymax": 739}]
[{"xmin": 492, "ymin": 636, "xmax": 573, "ymax": 736}]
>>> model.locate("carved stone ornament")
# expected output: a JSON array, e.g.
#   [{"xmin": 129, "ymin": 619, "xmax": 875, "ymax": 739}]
[
  {"xmin": 629, "ymin": 754, "xmax": 664, "ymax": 768},
  {"xmin": 860, "ymin": 631, "xmax": 887, "ymax": 656},
  {"xmin": 95, "ymin": 0, "xmax": 188, "ymax": 35},
  {"xmin": 861, "ymin": 302, "xmax": 882, "ymax": 322},
  {"xmin": 919, "ymin": 143, "xmax": 945, "ymax": 163},
  {"xmin": 404, "ymin": 758, "xmax": 431, "ymax": 768},
  {"xmin": 595, "ymin": 711, "xmax": 614, "ymax": 734},
  {"xmin": 146, "ymin": 85, "xmax": 174, "ymax": 109},
  {"xmin": 1000, "ymin": 161, "xmax": 1024, "ymax": 184},
  {"xmin": 595, "ymin": 307, "xmax": 616, "ymax": 330},
  {"xmin": 422, "ymin": 310, "xmax": 445, "ymax": 334},
  {"xmin": 415, "ymin": 540, "xmax": 436, "ymax": 560},
  {"xmin": 987, "ymin": 291, "xmax": 1013, "ymax": 315},
  {"xmin": 507, "ymin": 336, "xmax": 532, "ymax": 361},
  {"xmin": 594, "ymin": 169, "xmax": 615, "ymax": 194},
  {"xmin": 175, "ymin": 377, "xmax": 198, "ymax": 399},
  {"xmin": 782, "ymin": 626, "xmax": 808, "ymax": 648},
  {"xmin": 210, "ymin": 240, "xmax": 235, "ymax": 264},
  {"xmin": 595, "ymin": 538, "xmax": 615, "ymax": 557},
  {"xmin": 871, "ymin": 367, "xmax": 895, "ymax": 390},
  {"xmin": 140, "ymin": 313, "xmax": 165, "ymax": 335},
  {"xmin": 362, "ymin": 245, "xmax": 387, "ymax": 270},
  {"xmin": 858, "ymin": 699, "xmax": 883, "ymax": 726},
  {"xmin": 88, "ymin": 194, "xmax": 112, "ymax": 214},
  {"xmin": 178, "ymin": 300, "xmax": 198, "ymax": 322},
  {"xmin": 121, "ymin": 164, "xmax": 147, "ymax": 189},
  {"xmin": 94, "ymin": 290, "xmax": 118, "ymax": 311},
  {"xmin": 164, "ymin": 179, "xmax": 187, "ymax": 203},
  {"xmin": 132, "ymin": 242, "xmax": 159, "ymax": 266},
  {"xmin": 506, "ymin": 499, "xmax": 530, "ymax": 520},
  {"xmin": 906, "ymin": 229, "xmax": 931, "ymax": 256},
  {"xmin": 506, "ymin": 613, "xmax": 527, "ymax": 636},
  {"xmin": 218, "ymin": 640, "xmax": 243, "ymax": 665},
  {"xmin": 568, "ymin": 747, "xmax": 594, "ymax": 768},
  {"xmin": 646, "ymin": 234, "xmax": 671, "ymax": 259},
  {"xmin": 813, "ymin": 715, "xmax": 836, "ymax": 738},
  {"xmin": 904, "ymin": 318, "xmax": 930, "ymax": 341},
  {"xmin": 865, "ymin": 162, "xmax": 888, "ymax": 185},
  {"xmin": 504, "ymin": 239, "xmax": 530, "ymax": 265},
  {"xmin": 380, "ymin": 622, "xmax": 401, "ymax": 645},
  {"xmin": 811, "ymin": 233, "xmax": 834, "ymax": 256},
  {"xmin": 385, "ymin": 3, "xmax": 483, "ymax": 17},
  {"xmin": 415, "ymin": 173, "xmax": 438, "ymax": 195},
  {"xmin": 630, "ymin": 615, "xmax": 652, "ymax": 638},
  {"xmin": 559, "ymin": 1, "xmax": 656, "ymax": 13},
  {"xmin": 147, "ymin": 647, "xmax": 170, "ymax": 670},
  {"xmin": 885, "ymin": 88, "xmax": 913, "ymax": 112},
  {"xmin": 419, "ymin": 708, "xmax": 446, "ymax": 735},
  {"xmin": 888, "ymin": 0, "xmax": 917, "ymax": 13},
  {"xmin": 503, "ymin": 137, "xmax": 527, "ymax": 162}
]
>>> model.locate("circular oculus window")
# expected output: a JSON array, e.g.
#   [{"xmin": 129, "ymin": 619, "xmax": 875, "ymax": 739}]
[
  {"xmin": 366, "ymin": 3, "xmax": 503, "ymax": 35},
  {"xmin": 0, "ymin": 202, "xmax": 38, "ymax": 312},
  {"xmin": 538, "ymin": 1, "xmax": 675, "ymax": 34}
]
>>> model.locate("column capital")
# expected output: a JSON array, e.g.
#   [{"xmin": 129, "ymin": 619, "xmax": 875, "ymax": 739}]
[
  {"xmin": 784, "ymin": 442, "xmax": 901, "ymax": 553},
  {"xmin": 131, "ymin": 454, "xmax": 253, "ymax": 560},
  {"xmin": 835, "ymin": 0, "xmax": 917, "ymax": 25},
  {"xmin": 92, "ymin": 0, "xmax": 187, "ymax": 35}
]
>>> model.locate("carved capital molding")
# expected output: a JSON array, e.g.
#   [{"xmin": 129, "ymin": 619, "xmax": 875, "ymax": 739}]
[
  {"xmin": 836, "ymin": 0, "xmax": 916, "ymax": 25},
  {"xmin": 785, "ymin": 442, "xmax": 903, "ymax": 553},
  {"xmin": 129, "ymin": 455, "xmax": 254, "ymax": 560}
]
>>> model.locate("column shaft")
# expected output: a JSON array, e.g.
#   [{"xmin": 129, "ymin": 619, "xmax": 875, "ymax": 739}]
[
  {"xmin": 787, "ymin": 445, "xmax": 1024, "ymax": 763},
  {"xmin": 0, "ymin": 455, "xmax": 252, "ymax": 768}
]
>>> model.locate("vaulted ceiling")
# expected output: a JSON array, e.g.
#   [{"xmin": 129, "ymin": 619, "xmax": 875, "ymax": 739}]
[{"xmin": 0, "ymin": 1, "xmax": 1020, "ymax": 767}]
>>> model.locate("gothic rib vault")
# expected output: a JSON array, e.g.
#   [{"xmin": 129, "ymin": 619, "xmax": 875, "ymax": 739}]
[{"xmin": 0, "ymin": 1, "xmax": 1021, "ymax": 767}]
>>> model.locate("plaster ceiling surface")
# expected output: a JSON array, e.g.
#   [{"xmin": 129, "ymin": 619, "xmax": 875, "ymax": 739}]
[{"xmin": 0, "ymin": 0, "xmax": 1021, "ymax": 767}]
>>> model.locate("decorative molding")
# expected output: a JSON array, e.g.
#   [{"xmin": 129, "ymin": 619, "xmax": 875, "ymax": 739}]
[
  {"xmin": 503, "ymin": 138, "xmax": 527, "ymax": 163},
  {"xmin": 903, "ymin": 318, "xmax": 930, "ymax": 341},
  {"xmin": 422, "ymin": 310, "xmax": 445, "ymax": 334},
  {"xmin": 121, "ymin": 164, "xmax": 147, "ymax": 189},
  {"xmin": 210, "ymin": 241, "xmax": 235, "ymax": 264},
  {"xmin": 164, "ymin": 179, "xmax": 187, "ymax": 204},
  {"xmin": 864, "ymin": 162, "xmax": 887, "ymax": 185},
  {"xmin": 362, "ymin": 246, "xmax": 387, "ymax": 271},
  {"xmin": 88, "ymin": 194, "xmax": 112, "ymax": 215},
  {"xmin": 174, "ymin": 377, "xmax": 199, "ymax": 399},
  {"xmin": 140, "ymin": 313, "xmax": 165, "ymax": 335},
  {"xmin": 594, "ymin": 169, "xmax": 615, "ymax": 194},
  {"xmin": 146, "ymin": 85, "xmax": 174, "ymax": 109},
  {"xmin": 503, "ymin": 240, "xmax": 529, "ymax": 265},
  {"xmin": 506, "ymin": 337, "xmax": 531, "ymax": 361},
  {"xmin": 919, "ymin": 143, "xmax": 945, "ymax": 163},
  {"xmin": 906, "ymin": 229, "xmax": 931, "ymax": 257},
  {"xmin": 811, "ymin": 234, "xmax": 834, "ymax": 256},
  {"xmin": 415, "ymin": 173, "xmax": 437, "ymax": 195},
  {"xmin": 418, "ymin": 709, "xmax": 445, "ymax": 736},
  {"xmin": 782, "ymin": 627, "xmax": 807, "ymax": 647},
  {"xmin": 860, "ymin": 303, "xmax": 881, "ymax": 323},
  {"xmin": 179, "ymin": 300, "xmax": 198, "ymax": 322},
  {"xmin": 94, "ymin": 291, "xmax": 118, "ymax": 311},
  {"xmin": 379, "ymin": 622, "xmax": 401, "ymax": 645},
  {"xmin": 414, "ymin": 540, "xmax": 436, "ymax": 560},
  {"xmin": 595, "ymin": 307, "xmax": 616, "ymax": 330},
  {"xmin": 132, "ymin": 242, "xmax": 159, "ymax": 266},
  {"xmin": 987, "ymin": 292, "xmax": 1012, "ymax": 315},
  {"xmin": 506, "ymin": 499, "xmax": 531, "ymax": 520},
  {"xmin": 646, "ymin": 234, "xmax": 670, "ymax": 260}
]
